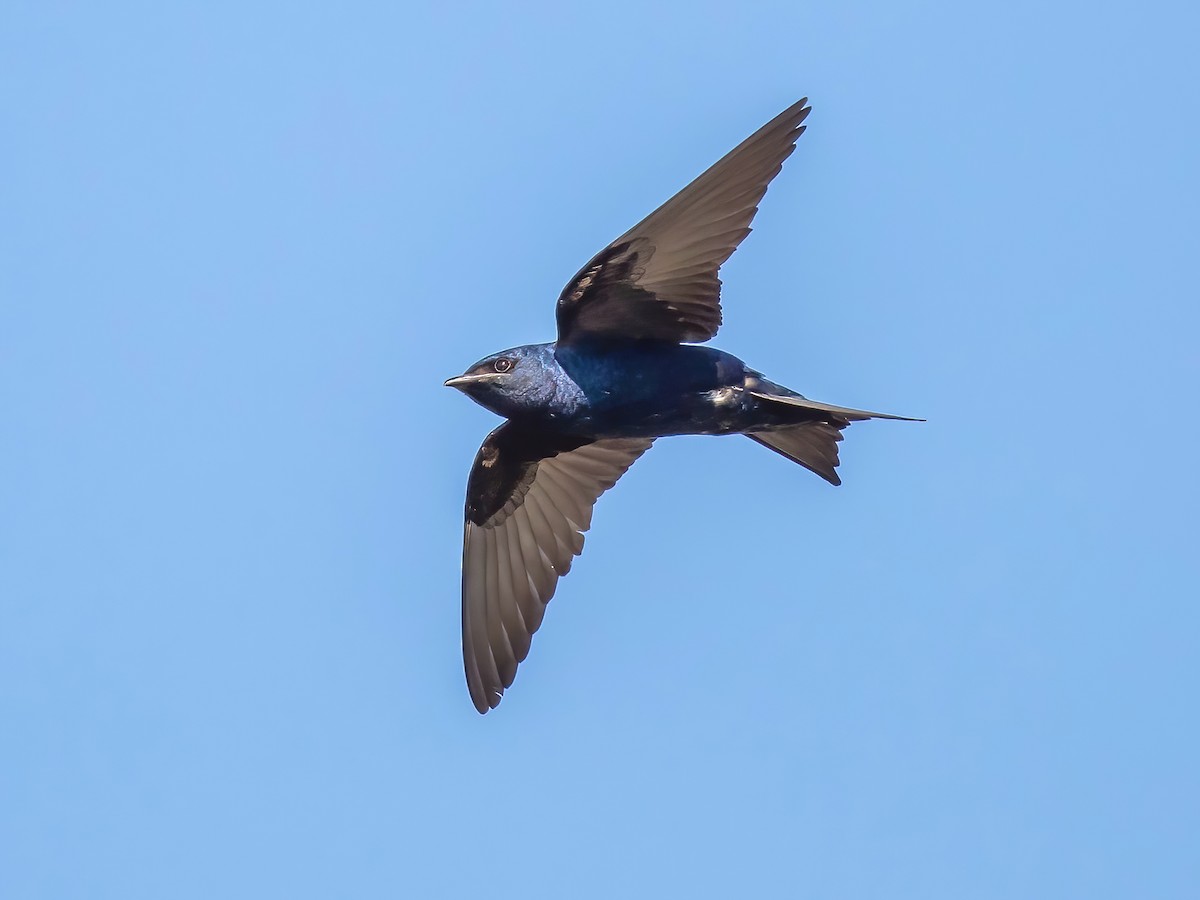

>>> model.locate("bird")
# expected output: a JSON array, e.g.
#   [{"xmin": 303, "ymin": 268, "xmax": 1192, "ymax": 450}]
[{"xmin": 445, "ymin": 98, "xmax": 919, "ymax": 713}]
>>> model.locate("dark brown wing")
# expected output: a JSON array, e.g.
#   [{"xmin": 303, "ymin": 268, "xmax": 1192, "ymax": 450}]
[
  {"xmin": 556, "ymin": 99, "xmax": 811, "ymax": 345},
  {"xmin": 461, "ymin": 423, "xmax": 653, "ymax": 714}
]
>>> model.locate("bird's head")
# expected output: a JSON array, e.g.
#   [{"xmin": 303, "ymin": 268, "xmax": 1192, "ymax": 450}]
[{"xmin": 444, "ymin": 344, "xmax": 559, "ymax": 419}]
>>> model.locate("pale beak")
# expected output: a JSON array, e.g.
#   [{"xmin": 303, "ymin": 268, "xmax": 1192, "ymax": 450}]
[{"xmin": 444, "ymin": 373, "xmax": 503, "ymax": 390}]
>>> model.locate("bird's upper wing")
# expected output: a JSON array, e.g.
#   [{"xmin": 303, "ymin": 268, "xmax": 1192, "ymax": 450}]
[
  {"xmin": 461, "ymin": 422, "xmax": 653, "ymax": 713},
  {"xmin": 555, "ymin": 99, "xmax": 811, "ymax": 345}
]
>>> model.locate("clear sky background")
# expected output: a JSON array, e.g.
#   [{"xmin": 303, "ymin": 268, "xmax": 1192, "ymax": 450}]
[{"xmin": 2, "ymin": 2, "xmax": 1197, "ymax": 897}]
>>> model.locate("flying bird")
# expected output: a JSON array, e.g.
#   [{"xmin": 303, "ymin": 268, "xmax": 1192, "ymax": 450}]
[{"xmin": 446, "ymin": 98, "xmax": 919, "ymax": 713}]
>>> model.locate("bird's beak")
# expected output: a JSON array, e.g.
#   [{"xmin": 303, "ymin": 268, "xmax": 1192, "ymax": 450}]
[{"xmin": 444, "ymin": 373, "xmax": 503, "ymax": 390}]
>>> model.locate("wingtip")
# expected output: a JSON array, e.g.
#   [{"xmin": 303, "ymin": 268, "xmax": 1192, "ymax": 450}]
[
  {"xmin": 770, "ymin": 98, "xmax": 810, "ymax": 130},
  {"xmin": 469, "ymin": 687, "xmax": 501, "ymax": 715},
  {"xmin": 787, "ymin": 99, "xmax": 811, "ymax": 135}
]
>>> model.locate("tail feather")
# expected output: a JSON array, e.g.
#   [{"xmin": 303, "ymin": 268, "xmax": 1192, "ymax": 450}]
[
  {"xmin": 747, "ymin": 423, "xmax": 847, "ymax": 486},
  {"xmin": 746, "ymin": 389, "xmax": 924, "ymax": 423},
  {"xmin": 745, "ymin": 388, "xmax": 923, "ymax": 485}
]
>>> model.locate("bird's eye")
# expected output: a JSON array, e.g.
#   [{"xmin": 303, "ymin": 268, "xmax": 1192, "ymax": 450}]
[{"xmin": 493, "ymin": 358, "xmax": 513, "ymax": 373}]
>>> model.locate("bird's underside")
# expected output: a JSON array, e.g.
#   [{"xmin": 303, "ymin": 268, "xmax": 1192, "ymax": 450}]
[{"xmin": 445, "ymin": 97, "xmax": 920, "ymax": 713}]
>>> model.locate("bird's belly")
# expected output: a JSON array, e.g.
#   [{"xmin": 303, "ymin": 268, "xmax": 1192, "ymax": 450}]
[{"xmin": 575, "ymin": 386, "xmax": 757, "ymax": 438}]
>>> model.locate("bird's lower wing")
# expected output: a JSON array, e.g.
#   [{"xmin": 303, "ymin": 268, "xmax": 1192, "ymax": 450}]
[{"xmin": 461, "ymin": 424, "xmax": 653, "ymax": 714}]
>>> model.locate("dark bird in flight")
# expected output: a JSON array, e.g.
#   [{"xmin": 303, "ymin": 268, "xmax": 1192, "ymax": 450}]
[{"xmin": 446, "ymin": 99, "xmax": 919, "ymax": 713}]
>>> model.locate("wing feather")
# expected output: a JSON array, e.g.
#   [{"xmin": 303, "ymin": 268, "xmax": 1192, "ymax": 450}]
[
  {"xmin": 556, "ymin": 99, "xmax": 810, "ymax": 344},
  {"xmin": 483, "ymin": 527, "xmax": 518, "ymax": 688},
  {"xmin": 460, "ymin": 425, "xmax": 653, "ymax": 713}
]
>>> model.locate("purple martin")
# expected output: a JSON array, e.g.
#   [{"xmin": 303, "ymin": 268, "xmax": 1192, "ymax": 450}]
[{"xmin": 446, "ymin": 99, "xmax": 919, "ymax": 713}]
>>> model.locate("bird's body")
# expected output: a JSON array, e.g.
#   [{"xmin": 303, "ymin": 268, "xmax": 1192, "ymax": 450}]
[
  {"xmin": 458, "ymin": 341, "xmax": 750, "ymax": 437},
  {"xmin": 446, "ymin": 99, "xmax": 920, "ymax": 712},
  {"xmin": 560, "ymin": 341, "xmax": 768, "ymax": 438},
  {"xmin": 457, "ymin": 340, "xmax": 897, "ymax": 441}
]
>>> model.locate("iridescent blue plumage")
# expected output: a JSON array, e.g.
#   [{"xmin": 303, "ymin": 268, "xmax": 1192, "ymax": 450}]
[{"xmin": 445, "ymin": 99, "xmax": 919, "ymax": 713}]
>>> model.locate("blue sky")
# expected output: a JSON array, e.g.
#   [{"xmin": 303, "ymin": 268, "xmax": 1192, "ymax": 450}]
[{"xmin": 2, "ymin": 1, "xmax": 1197, "ymax": 897}]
